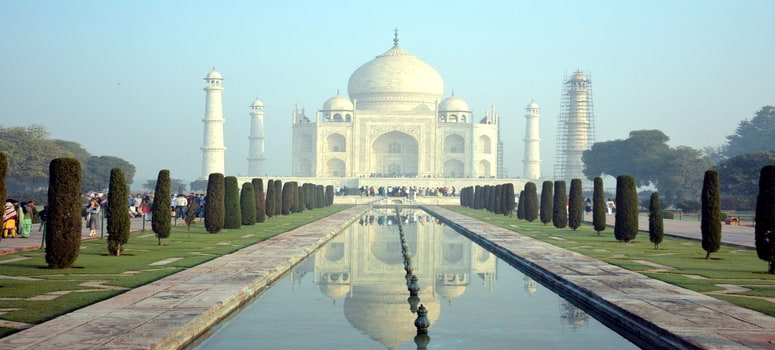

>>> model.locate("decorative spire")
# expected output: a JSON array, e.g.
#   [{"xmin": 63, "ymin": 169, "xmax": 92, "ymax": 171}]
[
  {"xmin": 393, "ymin": 28, "xmax": 399, "ymax": 47},
  {"xmin": 336, "ymin": 88, "xmax": 340, "ymax": 96},
  {"xmin": 451, "ymin": 89, "xmax": 455, "ymax": 97}
]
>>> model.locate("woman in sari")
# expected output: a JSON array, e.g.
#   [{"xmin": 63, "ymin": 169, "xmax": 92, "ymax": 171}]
[{"xmin": 3, "ymin": 202, "xmax": 18, "ymax": 238}]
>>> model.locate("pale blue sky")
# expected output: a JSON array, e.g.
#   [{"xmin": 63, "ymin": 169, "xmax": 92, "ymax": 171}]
[{"xmin": 1, "ymin": 0, "xmax": 773, "ymax": 185}]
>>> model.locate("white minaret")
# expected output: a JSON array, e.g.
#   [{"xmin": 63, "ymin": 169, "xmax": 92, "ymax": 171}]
[
  {"xmin": 247, "ymin": 98, "xmax": 265, "ymax": 176},
  {"xmin": 201, "ymin": 67, "xmax": 226, "ymax": 179},
  {"xmin": 523, "ymin": 101, "xmax": 541, "ymax": 179}
]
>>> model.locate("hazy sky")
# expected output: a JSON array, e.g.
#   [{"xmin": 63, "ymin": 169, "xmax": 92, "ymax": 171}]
[{"xmin": 1, "ymin": 0, "xmax": 773, "ymax": 185}]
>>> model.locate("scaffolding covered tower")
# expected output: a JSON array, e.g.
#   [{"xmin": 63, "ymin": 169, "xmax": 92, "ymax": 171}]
[{"xmin": 554, "ymin": 70, "xmax": 595, "ymax": 182}]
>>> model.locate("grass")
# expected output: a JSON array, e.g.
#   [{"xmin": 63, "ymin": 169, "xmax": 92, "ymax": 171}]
[
  {"xmin": 0, "ymin": 205, "xmax": 348, "ymax": 338},
  {"xmin": 446, "ymin": 206, "xmax": 775, "ymax": 317}
]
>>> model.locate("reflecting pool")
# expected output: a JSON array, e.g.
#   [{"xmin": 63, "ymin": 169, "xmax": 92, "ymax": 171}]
[{"xmin": 192, "ymin": 208, "xmax": 637, "ymax": 349}]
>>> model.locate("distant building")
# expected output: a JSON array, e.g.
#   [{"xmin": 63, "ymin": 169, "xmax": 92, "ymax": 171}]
[
  {"xmin": 247, "ymin": 98, "xmax": 265, "ymax": 176},
  {"xmin": 201, "ymin": 67, "xmax": 226, "ymax": 179},
  {"xmin": 523, "ymin": 101, "xmax": 541, "ymax": 179},
  {"xmin": 555, "ymin": 70, "xmax": 595, "ymax": 182}
]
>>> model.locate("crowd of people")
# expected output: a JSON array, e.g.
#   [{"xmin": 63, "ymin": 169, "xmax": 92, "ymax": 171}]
[
  {"xmin": 2, "ymin": 199, "xmax": 41, "ymax": 239},
  {"xmin": 357, "ymin": 185, "xmax": 456, "ymax": 198}
]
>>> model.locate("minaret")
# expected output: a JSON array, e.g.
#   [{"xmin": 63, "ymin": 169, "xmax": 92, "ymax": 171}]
[
  {"xmin": 555, "ymin": 70, "xmax": 594, "ymax": 181},
  {"xmin": 523, "ymin": 101, "xmax": 541, "ymax": 179},
  {"xmin": 201, "ymin": 67, "xmax": 226, "ymax": 179},
  {"xmin": 247, "ymin": 98, "xmax": 265, "ymax": 176}
]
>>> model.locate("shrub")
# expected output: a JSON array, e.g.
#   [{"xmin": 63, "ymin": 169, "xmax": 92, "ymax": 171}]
[
  {"xmin": 593, "ymin": 177, "xmax": 606, "ymax": 234},
  {"xmin": 553, "ymin": 181, "xmax": 567, "ymax": 229},
  {"xmin": 325, "ymin": 185, "xmax": 334, "ymax": 206},
  {"xmin": 252, "ymin": 178, "xmax": 266, "ymax": 223},
  {"xmin": 663, "ymin": 211, "xmax": 675, "ymax": 219},
  {"xmin": 755, "ymin": 165, "xmax": 775, "ymax": 274},
  {"xmin": 493, "ymin": 185, "xmax": 503, "ymax": 214},
  {"xmin": 281, "ymin": 181, "xmax": 292, "ymax": 215},
  {"xmin": 483, "ymin": 185, "xmax": 491, "ymax": 211},
  {"xmin": 614, "ymin": 175, "xmax": 639, "ymax": 242},
  {"xmin": 152, "ymin": 170, "xmax": 171, "ymax": 245},
  {"xmin": 223, "ymin": 176, "xmax": 241, "ymax": 229},
  {"xmin": 517, "ymin": 190, "xmax": 525, "ymax": 220},
  {"xmin": 649, "ymin": 192, "xmax": 664, "ymax": 249},
  {"xmin": 274, "ymin": 180, "xmax": 283, "ymax": 215},
  {"xmin": 701, "ymin": 170, "xmax": 721, "ymax": 259},
  {"xmin": 523, "ymin": 182, "xmax": 538, "ymax": 222},
  {"xmin": 45, "ymin": 158, "xmax": 82, "ymax": 269},
  {"xmin": 185, "ymin": 200, "xmax": 198, "ymax": 231},
  {"xmin": 316, "ymin": 185, "xmax": 325, "ymax": 208},
  {"xmin": 204, "ymin": 173, "xmax": 225, "ymax": 233},
  {"xmin": 474, "ymin": 186, "xmax": 483, "ymax": 209},
  {"xmin": 676, "ymin": 199, "xmax": 701, "ymax": 213},
  {"xmin": 488, "ymin": 186, "xmax": 497, "ymax": 213},
  {"xmin": 0, "ymin": 152, "xmax": 7, "ymax": 205},
  {"xmin": 540, "ymin": 181, "xmax": 553, "ymax": 225},
  {"xmin": 107, "ymin": 168, "xmax": 129, "ymax": 256},
  {"xmin": 304, "ymin": 183, "xmax": 314, "ymax": 210},
  {"xmin": 296, "ymin": 184, "xmax": 305, "ymax": 213},
  {"xmin": 568, "ymin": 179, "xmax": 583, "ymax": 231},
  {"xmin": 265, "ymin": 179, "xmax": 275, "ymax": 218},
  {"xmin": 240, "ymin": 182, "xmax": 256, "ymax": 225},
  {"xmin": 502, "ymin": 184, "xmax": 515, "ymax": 216}
]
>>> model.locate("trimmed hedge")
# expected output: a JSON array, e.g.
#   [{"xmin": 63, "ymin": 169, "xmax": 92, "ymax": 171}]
[
  {"xmin": 107, "ymin": 168, "xmax": 130, "ymax": 256},
  {"xmin": 45, "ymin": 158, "xmax": 82, "ymax": 269},
  {"xmin": 593, "ymin": 177, "xmax": 606, "ymax": 234},
  {"xmin": 614, "ymin": 175, "xmax": 638, "ymax": 242},
  {"xmin": 553, "ymin": 181, "xmax": 567, "ymax": 229},
  {"xmin": 240, "ymin": 182, "xmax": 256, "ymax": 225},
  {"xmin": 517, "ymin": 190, "xmax": 525, "ymax": 220},
  {"xmin": 152, "ymin": 170, "xmax": 171, "ymax": 245},
  {"xmin": 223, "ymin": 176, "xmax": 242, "ymax": 229},
  {"xmin": 568, "ymin": 179, "xmax": 583, "ymax": 231},
  {"xmin": 523, "ymin": 182, "xmax": 538, "ymax": 222},
  {"xmin": 281, "ymin": 181, "xmax": 292, "ymax": 215},
  {"xmin": 0, "ymin": 152, "xmax": 7, "ymax": 206},
  {"xmin": 540, "ymin": 181, "xmax": 553, "ymax": 225},
  {"xmin": 502, "ymin": 184, "xmax": 515, "ymax": 216},
  {"xmin": 701, "ymin": 170, "xmax": 721, "ymax": 259},
  {"xmin": 265, "ymin": 179, "xmax": 275, "ymax": 218},
  {"xmin": 204, "ymin": 173, "xmax": 225, "ymax": 233},
  {"xmin": 649, "ymin": 192, "xmax": 664, "ymax": 249},
  {"xmin": 325, "ymin": 185, "xmax": 334, "ymax": 206},
  {"xmin": 494, "ymin": 184, "xmax": 503, "ymax": 214},
  {"xmin": 253, "ymin": 178, "xmax": 266, "ymax": 223},
  {"xmin": 756, "ymin": 165, "xmax": 775, "ymax": 274}
]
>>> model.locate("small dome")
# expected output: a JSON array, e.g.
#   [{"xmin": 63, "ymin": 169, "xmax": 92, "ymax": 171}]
[
  {"xmin": 251, "ymin": 98, "xmax": 264, "ymax": 107},
  {"xmin": 322, "ymin": 94, "xmax": 354, "ymax": 111},
  {"xmin": 437, "ymin": 284, "xmax": 468, "ymax": 300},
  {"xmin": 439, "ymin": 96, "xmax": 470, "ymax": 112},
  {"xmin": 319, "ymin": 284, "xmax": 351, "ymax": 300},
  {"xmin": 527, "ymin": 101, "xmax": 539, "ymax": 109},
  {"xmin": 571, "ymin": 71, "xmax": 588, "ymax": 82},
  {"xmin": 205, "ymin": 67, "xmax": 223, "ymax": 80}
]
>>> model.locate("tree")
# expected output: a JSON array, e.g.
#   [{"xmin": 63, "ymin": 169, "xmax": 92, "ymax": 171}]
[
  {"xmin": 592, "ymin": 177, "xmax": 606, "ymax": 235},
  {"xmin": 296, "ymin": 184, "xmax": 305, "ymax": 213},
  {"xmin": 553, "ymin": 181, "xmax": 567, "ymax": 229},
  {"xmin": 304, "ymin": 183, "xmax": 314, "ymax": 210},
  {"xmin": 325, "ymin": 185, "xmax": 335, "ymax": 206},
  {"xmin": 701, "ymin": 170, "xmax": 721, "ymax": 259},
  {"xmin": 494, "ymin": 185, "xmax": 503, "ymax": 214},
  {"xmin": 240, "ymin": 182, "xmax": 256, "ymax": 225},
  {"xmin": 716, "ymin": 151, "xmax": 775, "ymax": 197},
  {"xmin": 265, "ymin": 179, "xmax": 275, "ymax": 217},
  {"xmin": 45, "ymin": 158, "xmax": 81, "ymax": 268},
  {"xmin": 152, "ymin": 170, "xmax": 171, "ymax": 245},
  {"xmin": 488, "ymin": 186, "xmax": 496, "ymax": 213},
  {"xmin": 144, "ymin": 178, "xmax": 185, "ymax": 192},
  {"xmin": 274, "ymin": 180, "xmax": 283, "ymax": 215},
  {"xmin": 516, "ymin": 190, "xmax": 525, "ymax": 220},
  {"xmin": 568, "ymin": 179, "xmax": 583, "ymax": 231},
  {"xmin": 281, "ymin": 181, "xmax": 292, "ymax": 215},
  {"xmin": 204, "ymin": 173, "xmax": 225, "ymax": 233},
  {"xmin": 82, "ymin": 156, "xmax": 136, "ymax": 192},
  {"xmin": 502, "ymin": 184, "xmax": 515, "ymax": 216},
  {"xmin": 540, "ymin": 181, "xmax": 553, "ymax": 225},
  {"xmin": 190, "ymin": 179, "xmax": 208, "ymax": 192},
  {"xmin": 614, "ymin": 175, "xmax": 638, "ymax": 243},
  {"xmin": 649, "ymin": 192, "xmax": 664, "ymax": 249},
  {"xmin": 252, "ymin": 178, "xmax": 266, "ymax": 223},
  {"xmin": 755, "ymin": 165, "xmax": 775, "ymax": 274},
  {"xmin": 223, "ymin": 176, "xmax": 241, "ymax": 229},
  {"xmin": 316, "ymin": 185, "xmax": 325, "ymax": 208},
  {"xmin": 0, "ymin": 152, "xmax": 7, "ymax": 206},
  {"xmin": 0, "ymin": 125, "xmax": 74, "ymax": 191},
  {"xmin": 52, "ymin": 139, "xmax": 90, "ymax": 162},
  {"xmin": 725, "ymin": 106, "xmax": 775, "ymax": 157},
  {"xmin": 523, "ymin": 182, "xmax": 538, "ymax": 222},
  {"xmin": 185, "ymin": 200, "xmax": 199, "ymax": 231},
  {"xmin": 474, "ymin": 186, "xmax": 483, "ymax": 209},
  {"xmin": 107, "ymin": 168, "xmax": 130, "ymax": 256}
]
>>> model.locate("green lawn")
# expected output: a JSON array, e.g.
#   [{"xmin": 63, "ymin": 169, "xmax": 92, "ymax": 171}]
[
  {"xmin": 447, "ymin": 206, "xmax": 775, "ymax": 317},
  {"xmin": 0, "ymin": 205, "xmax": 348, "ymax": 338}
]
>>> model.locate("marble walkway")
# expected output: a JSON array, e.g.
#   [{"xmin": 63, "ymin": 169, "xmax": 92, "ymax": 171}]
[{"xmin": 427, "ymin": 206, "xmax": 775, "ymax": 350}]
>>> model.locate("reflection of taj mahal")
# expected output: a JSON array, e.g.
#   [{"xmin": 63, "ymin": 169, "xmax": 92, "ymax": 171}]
[
  {"xmin": 291, "ymin": 209, "xmax": 497, "ymax": 348},
  {"xmin": 292, "ymin": 32, "xmax": 500, "ymax": 178}
]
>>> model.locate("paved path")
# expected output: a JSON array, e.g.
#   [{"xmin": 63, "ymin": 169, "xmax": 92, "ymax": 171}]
[
  {"xmin": 428, "ymin": 206, "xmax": 775, "ymax": 349},
  {"xmin": 0, "ymin": 216, "xmax": 184, "ymax": 255},
  {"xmin": 584, "ymin": 213, "xmax": 756, "ymax": 249},
  {"xmin": 0, "ymin": 205, "xmax": 369, "ymax": 350}
]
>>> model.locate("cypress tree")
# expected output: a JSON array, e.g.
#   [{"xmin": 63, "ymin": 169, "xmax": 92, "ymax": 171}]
[
  {"xmin": 296, "ymin": 184, "xmax": 305, "ymax": 213},
  {"xmin": 474, "ymin": 186, "xmax": 482, "ymax": 209},
  {"xmin": 649, "ymin": 192, "xmax": 664, "ymax": 249},
  {"xmin": 326, "ymin": 185, "xmax": 335, "ymax": 206},
  {"xmin": 281, "ymin": 181, "xmax": 292, "ymax": 215},
  {"xmin": 274, "ymin": 180, "xmax": 283, "ymax": 215},
  {"xmin": 568, "ymin": 179, "xmax": 584, "ymax": 231},
  {"xmin": 316, "ymin": 185, "xmax": 325, "ymax": 208},
  {"xmin": 45, "ymin": 158, "xmax": 81, "ymax": 269},
  {"xmin": 494, "ymin": 184, "xmax": 503, "ymax": 214},
  {"xmin": 517, "ymin": 190, "xmax": 525, "ymax": 220},
  {"xmin": 306, "ymin": 183, "xmax": 315, "ymax": 210},
  {"xmin": 701, "ymin": 170, "xmax": 721, "ymax": 259},
  {"xmin": 614, "ymin": 175, "xmax": 639, "ymax": 243},
  {"xmin": 502, "ymin": 184, "xmax": 515, "ymax": 216},
  {"xmin": 265, "ymin": 179, "xmax": 275, "ymax": 218},
  {"xmin": 152, "ymin": 170, "xmax": 171, "ymax": 245},
  {"xmin": 488, "ymin": 185, "xmax": 497, "ymax": 213},
  {"xmin": 0, "ymin": 152, "xmax": 7, "ymax": 206},
  {"xmin": 204, "ymin": 173, "xmax": 225, "ymax": 233},
  {"xmin": 224, "ymin": 176, "xmax": 241, "ymax": 229},
  {"xmin": 593, "ymin": 177, "xmax": 606, "ymax": 235},
  {"xmin": 460, "ymin": 187, "xmax": 468, "ymax": 207},
  {"xmin": 483, "ymin": 185, "xmax": 491, "ymax": 211},
  {"xmin": 553, "ymin": 181, "xmax": 567, "ymax": 229},
  {"xmin": 240, "ymin": 182, "xmax": 256, "ymax": 225},
  {"xmin": 107, "ymin": 168, "xmax": 129, "ymax": 256},
  {"xmin": 540, "ymin": 181, "xmax": 553, "ymax": 225},
  {"xmin": 524, "ymin": 182, "xmax": 538, "ymax": 222},
  {"xmin": 253, "ymin": 178, "xmax": 266, "ymax": 223},
  {"xmin": 755, "ymin": 165, "xmax": 775, "ymax": 274},
  {"xmin": 290, "ymin": 182, "xmax": 299, "ymax": 213}
]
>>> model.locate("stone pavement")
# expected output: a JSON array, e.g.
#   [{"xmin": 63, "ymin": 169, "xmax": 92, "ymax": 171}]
[
  {"xmin": 0, "ymin": 205, "xmax": 369, "ymax": 350},
  {"xmin": 427, "ymin": 206, "xmax": 775, "ymax": 350},
  {"xmin": 584, "ymin": 213, "xmax": 756, "ymax": 249}
]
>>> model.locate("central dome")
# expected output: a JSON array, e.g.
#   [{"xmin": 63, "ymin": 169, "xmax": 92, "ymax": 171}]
[{"xmin": 347, "ymin": 42, "xmax": 444, "ymax": 110}]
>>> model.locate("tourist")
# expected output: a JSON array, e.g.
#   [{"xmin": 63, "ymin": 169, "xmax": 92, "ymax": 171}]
[
  {"xmin": 20, "ymin": 201, "xmax": 33, "ymax": 238},
  {"xmin": 605, "ymin": 198, "xmax": 615, "ymax": 215},
  {"xmin": 2, "ymin": 202, "xmax": 18, "ymax": 238},
  {"xmin": 174, "ymin": 194, "xmax": 188, "ymax": 219},
  {"xmin": 38, "ymin": 205, "xmax": 48, "ymax": 232},
  {"xmin": 585, "ymin": 198, "xmax": 592, "ymax": 213},
  {"xmin": 85, "ymin": 199, "xmax": 100, "ymax": 237}
]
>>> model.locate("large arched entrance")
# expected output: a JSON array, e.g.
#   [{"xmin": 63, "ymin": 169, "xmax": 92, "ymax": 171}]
[
  {"xmin": 443, "ymin": 159, "xmax": 464, "ymax": 178},
  {"xmin": 371, "ymin": 131, "xmax": 418, "ymax": 176}
]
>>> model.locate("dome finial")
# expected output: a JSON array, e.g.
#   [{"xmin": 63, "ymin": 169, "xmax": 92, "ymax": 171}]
[
  {"xmin": 451, "ymin": 89, "xmax": 455, "ymax": 97},
  {"xmin": 393, "ymin": 28, "xmax": 399, "ymax": 47},
  {"xmin": 336, "ymin": 88, "xmax": 340, "ymax": 96}
]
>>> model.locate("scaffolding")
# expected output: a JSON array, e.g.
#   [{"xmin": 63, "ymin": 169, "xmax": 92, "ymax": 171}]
[{"xmin": 554, "ymin": 70, "xmax": 596, "ymax": 182}]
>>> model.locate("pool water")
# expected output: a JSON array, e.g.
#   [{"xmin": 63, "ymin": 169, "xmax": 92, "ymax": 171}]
[{"xmin": 192, "ymin": 208, "xmax": 637, "ymax": 349}]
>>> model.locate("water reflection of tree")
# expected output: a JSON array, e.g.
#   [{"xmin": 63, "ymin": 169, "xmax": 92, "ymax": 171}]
[{"xmin": 560, "ymin": 300, "xmax": 589, "ymax": 331}]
